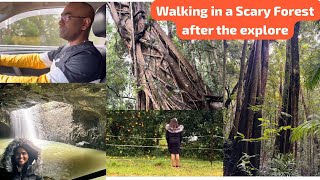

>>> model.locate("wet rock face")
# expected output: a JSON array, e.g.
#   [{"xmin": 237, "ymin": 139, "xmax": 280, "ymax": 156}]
[
  {"xmin": 0, "ymin": 122, "xmax": 10, "ymax": 138},
  {"xmin": 1, "ymin": 84, "xmax": 106, "ymax": 150},
  {"xmin": 9, "ymin": 101, "xmax": 73, "ymax": 142},
  {"xmin": 0, "ymin": 112, "xmax": 10, "ymax": 138},
  {"xmin": 7, "ymin": 101, "xmax": 105, "ymax": 150},
  {"xmin": 71, "ymin": 109, "xmax": 106, "ymax": 150},
  {"xmin": 40, "ymin": 102, "xmax": 74, "ymax": 143}
]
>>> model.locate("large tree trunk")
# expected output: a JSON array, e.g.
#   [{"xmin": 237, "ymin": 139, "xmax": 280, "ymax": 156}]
[
  {"xmin": 261, "ymin": 41, "xmax": 269, "ymax": 97},
  {"xmin": 107, "ymin": 2, "xmax": 217, "ymax": 110},
  {"xmin": 210, "ymin": 41, "xmax": 224, "ymax": 94},
  {"xmin": 275, "ymin": 22, "xmax": 300, "ymax": 154},
  {"xmin": 290, "ymin": 22, "xmax": 300, "ymax": 158},
  {"xmin": 222, "ymin": 40, "xmax": 227, "ymax": 100},
  {"xmin": 229, "ymin": 40, "xmax": 248, "ymax": 139},
  {"xmin": 275, "ymin": 40, "xmax": 292, "ymax": 153},
  {"xmin": 224, "ymin": 40, "xmax": 269, "ymax": 176}
]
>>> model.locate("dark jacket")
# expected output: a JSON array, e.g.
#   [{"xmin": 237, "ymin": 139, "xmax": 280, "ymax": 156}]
[
  {"xmin": 46, "ymin": 41, "xmax": 104, "ymax": 83},
  {"xmin": 165, "ymin": 124, "xmax": 184, "ymax": 154},
  {"xmin": 0, "ymin": 139, "xmax": 43, "ymax": 180}
]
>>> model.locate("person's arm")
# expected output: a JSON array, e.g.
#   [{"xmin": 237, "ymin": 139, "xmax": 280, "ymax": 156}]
[
  {"xmin": 180, "ymin": 132, "xmax": 183, "ymax": 143},
  {"xmin": 0, "ymin": 74, "xmax": 49, "ymax": 83},
  {"xmin": 47, "ymin": 52, "xmax": 102, "ymax": 83},
  {"xmin": 0, "ymin": 53, "xmax": 52, "ymax": 69}
]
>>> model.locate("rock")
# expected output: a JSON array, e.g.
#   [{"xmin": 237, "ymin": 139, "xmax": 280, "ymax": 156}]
[
  {"xmin": 1, "ymin": 84, "xmax": 106, "ymax": 150},
  {"xmin": 0, "ymin": 122, "xmax": 10, "ymax": 138},
  {"xmin": 7, "ymin": 101, "xmax": 105, "ymax": 150},
  {"xmin": 40, "ymin": 101, "xmax": 73, "ymax": 143},
  {"xmin": 76, "ymin": 141, "xmax": 90, "ymax": 148}
]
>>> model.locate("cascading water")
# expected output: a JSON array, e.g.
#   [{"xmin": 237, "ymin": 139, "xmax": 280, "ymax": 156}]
[
  {"xmin": 10, "ymin": 108, "xmax": 37, "ymax": 141},
  {"xmin": 0, "ymin": 138, "xmax": 106, "ymax": 179},
  {"xmin": 0, "ymin": 102, "xmax": 106, "ymax": 179}
]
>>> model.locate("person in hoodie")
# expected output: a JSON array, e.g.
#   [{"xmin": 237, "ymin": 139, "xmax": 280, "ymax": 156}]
[
  {"xmin": 0, "ymin": 138, "xmax": 43, "ymax": 180},
  {"xmin": 165, "ymin": 118, "xmax": 184, "ymax": 168}
]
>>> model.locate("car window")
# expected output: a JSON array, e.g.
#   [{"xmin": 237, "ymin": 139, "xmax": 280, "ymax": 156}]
[{"xmin": 0, "ymin": 8, "xmax": 105, "ymax": 47}]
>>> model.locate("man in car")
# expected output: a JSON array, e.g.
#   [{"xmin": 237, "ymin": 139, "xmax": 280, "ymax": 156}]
[{"xmin": 0, "ymin": 2, "xmax": 104, "ymax": 83}]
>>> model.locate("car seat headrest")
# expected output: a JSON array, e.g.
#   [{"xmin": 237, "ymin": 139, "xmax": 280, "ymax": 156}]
[{"xmin": 92, "ymin": 4, "xmax": 106, "ymax": 38}]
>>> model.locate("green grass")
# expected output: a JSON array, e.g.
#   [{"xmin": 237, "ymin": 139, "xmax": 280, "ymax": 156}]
[{"xmin": 106, "ymin": 156, "xmax": 223, "ymax": 176}]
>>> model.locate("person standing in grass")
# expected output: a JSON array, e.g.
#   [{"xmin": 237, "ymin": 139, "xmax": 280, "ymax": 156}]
[{"xmin": 165, "ymin": 118, "xmax": 184, "ymax": 168}]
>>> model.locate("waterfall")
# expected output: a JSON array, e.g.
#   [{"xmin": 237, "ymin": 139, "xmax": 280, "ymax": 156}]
[{"xmin": 10, "ymin": 108, "xmax": 37, "ymax": 140}]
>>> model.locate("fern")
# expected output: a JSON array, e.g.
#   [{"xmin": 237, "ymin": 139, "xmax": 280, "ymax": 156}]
[
  {"xmin": 305, "ymin": 52, "xmax": 320, "ymax": 90},
  {"xmin": 291, "ymin": 115, "xmax": 320, "ymax": 142},
  {"xmin": 237, "ymin": 153, "xmax": 258, "ymax": 176},
  {"xmin": 263, "ymin": 154, "xmax": 299, "ymax": 176}
]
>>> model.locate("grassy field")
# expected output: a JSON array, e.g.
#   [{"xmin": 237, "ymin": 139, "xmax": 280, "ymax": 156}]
[{"xmin": 107, "ymin": 156, "xmax": 223, "ymax": 176}]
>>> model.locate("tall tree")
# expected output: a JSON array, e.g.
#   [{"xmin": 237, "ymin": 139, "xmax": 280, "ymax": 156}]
[
  {"xmin": 222, "ymin": 40, "xmax": 228, "ymax": 100},
  {"xmin": 224, "ymin": 40, "xmax": 269, "ymax": 175},
  {"xmin": 107, "ymin": 2, "xmax": 218, "ymax": 110},
  {"xmin": 275, "ymin": 22, "xmax": 301, "ymax": 155},
  {"xmin": 229, "ymin": 40, "xmax": 248, "ymax": 139}
]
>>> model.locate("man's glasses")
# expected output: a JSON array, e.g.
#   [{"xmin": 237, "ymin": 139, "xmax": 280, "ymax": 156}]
[{"xmin": 60, "ymin": 15, "xmax": 86, "ymax": 22}]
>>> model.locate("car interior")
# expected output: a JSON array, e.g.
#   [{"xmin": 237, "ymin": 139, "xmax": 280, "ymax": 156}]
[
  {"xmin": 92, "ymin": 4, "xmax": 106, "ymax": 82},
  {"xmin": 0, "ymin": 2, "xmax": 106, "ymax": 82}
]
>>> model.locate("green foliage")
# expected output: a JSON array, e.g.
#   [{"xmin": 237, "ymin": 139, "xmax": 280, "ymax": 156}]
[
  {"xmin": 106, "ymin": 21, "xmax": 135, "ymax": 109},
  {"xmin": 291, "ymin": 115, "xmax": 320, "ymax": 142},
  {"xmin": 235, "ymin": 132, "xmax": 245, "ymax": 140},
  {"xmin": 12, "ymin": 17, "xmax": 40, "ymax": 36},
  {"xmin": 106, "ymin": 111, "xmax": 164, "ymax": 156},
  {"xmin": 0, "ymin": 84, "xmax": 106, "ymax": 118},
  {"xmin": 106, "ymin": 156, "xmax": 223, "ymax": 176},
  {"xmin": 237, "ymin": 153, "xmax": 257, "ymax": 176},
  {"xmin": 106, "ymin": 110, "xmax": 223, "ymax": 160},
  {"xmin": 300, "ymin": 21, "xmax": 320, "ymax": 90},
  {"xmin": 248, "ymin": 104, "xmax": 263, "ymax": 112},
  {"xmin": 262, "ymin": 153, "xmax": 299, "ymax": 176},
  {"xmin": 234, "ymin": 117, "xmax": 291, "ymax": 142},
  {"xmin": 1, "ymin": 15, "xmax": 65, "ymax": 46},
  {"xmin": 305, "ymin": 53, "xmax": 320, "ymax": 90}
]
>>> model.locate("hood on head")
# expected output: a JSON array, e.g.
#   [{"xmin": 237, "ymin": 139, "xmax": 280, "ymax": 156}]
[
  {"xmin": 165, "ymin": 124, "xmax": 184, "ymax": 133},
  {"xmin": 1, "ymin": 138, "xmax": 41, "ymax": 174}
]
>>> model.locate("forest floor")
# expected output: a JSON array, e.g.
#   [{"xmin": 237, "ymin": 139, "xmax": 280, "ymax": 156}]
[{"xmin": 106, "ymin": 156, "xmax": 223, "ymax": 176}]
